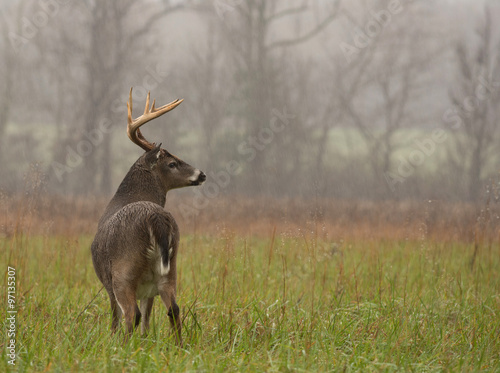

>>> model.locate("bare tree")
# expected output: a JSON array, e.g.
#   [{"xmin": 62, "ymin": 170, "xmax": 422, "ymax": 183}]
[
  {"xmin": 333, "ymin": 1, "xmax": 442, "ymax": 197},
  {"xmin": 195, "ymin": 0, "xmax": 342, "ymax": 195},
  {"xmin": 0, "ymin": 1, "xmax": 23, "ymax": 166},
  {"xmin": 44, "ymin": 0, "xmax": 186, "ymax": 195},
  {"xmin": 445, "ymin": 7, "xmax": 500, "ymax": 201},
  {"xmin": 182, "ymin": 19, "xmax": 232, "ymax": 165}
]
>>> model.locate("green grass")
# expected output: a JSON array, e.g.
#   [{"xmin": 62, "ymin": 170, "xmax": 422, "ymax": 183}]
[{"xmin": 1, "ymin": 233, "xmax": 500, "ymax": 372}]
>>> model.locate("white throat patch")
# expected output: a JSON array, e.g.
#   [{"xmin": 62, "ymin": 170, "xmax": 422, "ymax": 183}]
[{"xmin": 188, "ymin": 169, "xmax": 201, "ymax": 182}]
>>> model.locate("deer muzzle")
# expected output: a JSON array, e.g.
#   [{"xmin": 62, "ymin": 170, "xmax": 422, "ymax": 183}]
[{"xmin": 189, "ymin": 170, "xmax": 206, "ymax": 186}]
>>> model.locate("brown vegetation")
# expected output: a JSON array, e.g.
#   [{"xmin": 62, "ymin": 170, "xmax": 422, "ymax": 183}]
[{"xmin": 1, "ymin": 193, "xmax": 498, "ymax": 244}]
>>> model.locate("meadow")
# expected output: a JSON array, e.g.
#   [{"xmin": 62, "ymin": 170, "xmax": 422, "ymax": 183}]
[{"xmin": 1, "ymin": 196, "xmax": 500, "ymax": 372}]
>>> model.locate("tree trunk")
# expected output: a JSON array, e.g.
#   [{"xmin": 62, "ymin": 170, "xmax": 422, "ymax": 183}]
[{"xmin": 468, "ymin": 142, "xmax": 482, "ymax": 201}]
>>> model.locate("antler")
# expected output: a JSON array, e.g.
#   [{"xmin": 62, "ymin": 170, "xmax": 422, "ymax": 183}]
[{"xmin": 127, "ymin": 87, "xmax": 183, "ymax": 151}]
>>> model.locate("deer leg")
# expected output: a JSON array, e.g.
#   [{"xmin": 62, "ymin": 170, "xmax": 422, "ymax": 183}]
[
  {"xmin": 159, "ymin": 283, "xmax": 182, "ymax": 347},
  {"xmin": 113, "ymin": 282, "xmax": 141, "ymax": 341},
  {"xmin": 168, "ymin": 300, "xmax": 181, "ymax": 346},
  {"xmin": 140, "ymin": 297, "xmax": 154, "ymax": 336},
  {"xmin": 106, "ymin": 288, "xmax": 122, "ymax": 334}
]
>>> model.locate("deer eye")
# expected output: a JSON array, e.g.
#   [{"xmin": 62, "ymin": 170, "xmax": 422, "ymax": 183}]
[{"xmin": 168, "ymin": 161, "xmax": 177, "ymax": 169}]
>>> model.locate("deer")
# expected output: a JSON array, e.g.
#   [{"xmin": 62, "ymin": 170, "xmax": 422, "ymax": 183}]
[{"xmin": 91, "ymin": 88, "xmax": 206, "ymax": 346}]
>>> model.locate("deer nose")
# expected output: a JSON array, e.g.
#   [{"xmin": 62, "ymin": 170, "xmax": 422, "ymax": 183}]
[{"xmin": 198, "ymin": 171, "xmax": 206, "ymax": 183}]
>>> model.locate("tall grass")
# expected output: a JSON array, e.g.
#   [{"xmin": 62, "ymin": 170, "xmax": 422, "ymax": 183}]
[{"xmin": 2, "ymin": 230, "xmax": 499, "ymax": 372}]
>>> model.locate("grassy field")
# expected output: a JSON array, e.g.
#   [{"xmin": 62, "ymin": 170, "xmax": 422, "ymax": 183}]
[{"xmin": 2, "ymin": 229, "xmax": 500, "ymax": 372}]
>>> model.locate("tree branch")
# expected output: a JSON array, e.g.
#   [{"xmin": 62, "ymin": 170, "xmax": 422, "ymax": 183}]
[
  {"xmin": 128, "ymin": 2, "xmax": 186, "ymax": 44},
  {"xmin": 267, "ymin": 0, "xmax": 341, "ymax": 50},
  {"xmin": 266, "ymin": 1, "xmax": 308, "ymax": 23}
]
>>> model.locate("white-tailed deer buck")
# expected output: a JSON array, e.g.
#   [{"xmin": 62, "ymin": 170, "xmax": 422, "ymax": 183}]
[{"xmin": 91, "ymin": 88, "xmax": 206, "ymax": 346}]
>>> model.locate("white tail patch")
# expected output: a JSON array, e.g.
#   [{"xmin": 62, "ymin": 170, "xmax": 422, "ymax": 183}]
[
  {"xmin": 148, "ymin": 228, "xmax": 171, "ymax": 276},
  {"xmin": 160, "ymin": 234, "xmax": 172, "ymax": 276},
  {"xmin": 147, "ymin": 228, "xmax": 157, "ymax": 259},
  {"xmin": 160, "ymin": 259, "xmax": 170, "ymax": 276}
]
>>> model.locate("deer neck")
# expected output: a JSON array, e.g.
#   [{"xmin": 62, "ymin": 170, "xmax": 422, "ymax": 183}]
[{"xmin": 98, "ymin": 161, "xmax": 167, "ymax": 227}]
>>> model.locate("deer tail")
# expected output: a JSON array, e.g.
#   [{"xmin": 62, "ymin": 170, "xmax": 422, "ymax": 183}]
[{"xmin": 150, "ymin": 214, "xmax": 176, "ymax": 276}]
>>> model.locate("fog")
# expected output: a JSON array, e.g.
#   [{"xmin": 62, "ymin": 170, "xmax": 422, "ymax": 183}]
[{"xmin": 1, "ymin": 0, "xmax": 499, "ymax": 203}]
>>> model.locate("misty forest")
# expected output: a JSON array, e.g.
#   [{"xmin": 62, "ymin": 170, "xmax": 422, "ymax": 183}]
[
  {"xmin": 1, "ymin": 0, "xmax": 500, "ymax": 372},
  {"xmin": 1, "ymin": 0, "xmax": 499, "ymax": 201}
]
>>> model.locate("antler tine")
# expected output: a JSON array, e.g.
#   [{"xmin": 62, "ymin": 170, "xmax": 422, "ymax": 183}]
[
  {"xmin": 126, "ymin": 87, "xmax": 184, "ymax": 152},
  {"xmin": 144, "ymin": 92, "xmax": 150, "ymax": 115},
  {"xmin": 127, "ymin": 87, "xmax": 133, "ymax": 126}
]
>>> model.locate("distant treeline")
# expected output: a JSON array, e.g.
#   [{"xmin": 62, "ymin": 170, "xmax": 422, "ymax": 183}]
[{"xmin": 0, "ymin": 0, "xmax": 499, "ymax": 202}]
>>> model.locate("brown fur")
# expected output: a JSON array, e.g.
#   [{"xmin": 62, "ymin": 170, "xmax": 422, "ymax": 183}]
[{"xmin": 91, "ymin": 145, "xmax": 205, "ymax": 345}]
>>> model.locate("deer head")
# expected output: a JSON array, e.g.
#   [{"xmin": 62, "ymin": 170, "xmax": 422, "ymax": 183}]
[
  {"xmin": 98, "ymin": 88, "xmax": 206, "ymax": 227},
  {"xmin": 126, "ymin": 87, "xmax": 206, "ymax": 191}
]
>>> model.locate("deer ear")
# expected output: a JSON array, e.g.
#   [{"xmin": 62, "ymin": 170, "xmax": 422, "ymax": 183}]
[
  {"xmin": 145, "ymin": 144, "xmax": 162, "ymax": 169},
  {"xmin": 155, "ymin": 143, "xmax": 164, "ymax": 160}
]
